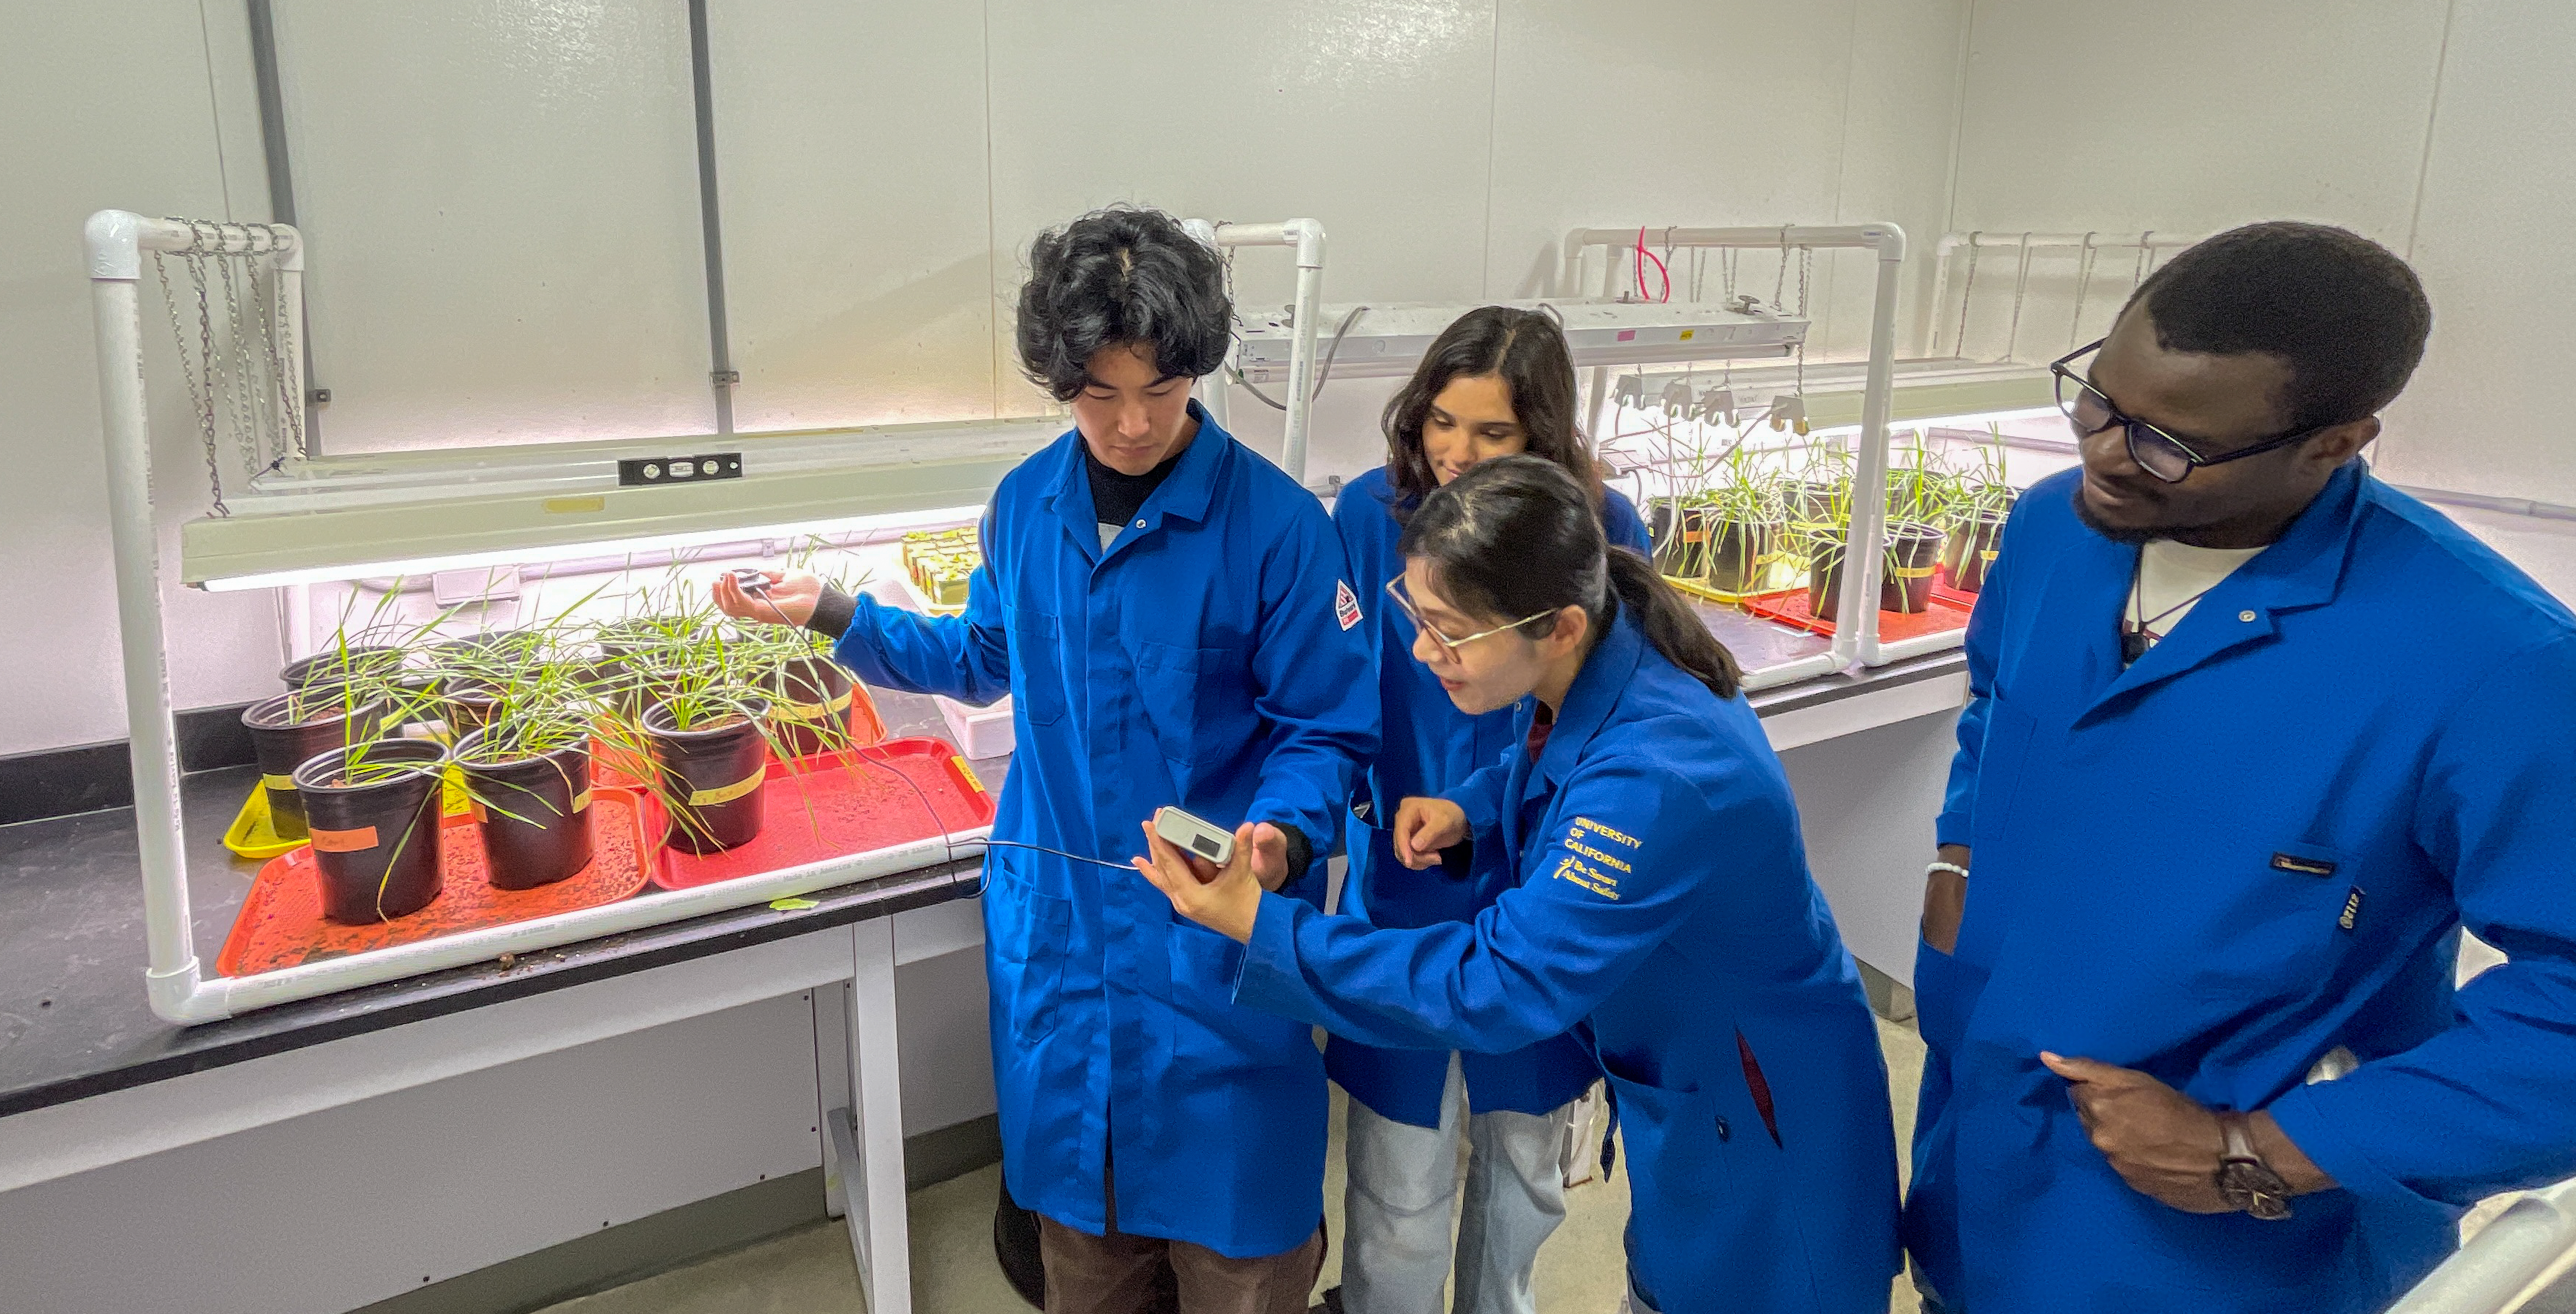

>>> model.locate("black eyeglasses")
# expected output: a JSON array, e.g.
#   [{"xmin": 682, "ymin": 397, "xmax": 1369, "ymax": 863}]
[{"xmin": 2050, "ymin": 339, "xmax": 2331, "ymax": 483}]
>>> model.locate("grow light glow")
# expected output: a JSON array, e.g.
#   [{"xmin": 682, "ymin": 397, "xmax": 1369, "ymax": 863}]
[{"xmin": 197, "ymin": 502, "xmax": 985, "ymax": 593}]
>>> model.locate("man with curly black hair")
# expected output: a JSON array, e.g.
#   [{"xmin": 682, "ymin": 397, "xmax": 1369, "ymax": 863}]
[
  {"xmin": 1908, "ymin": 222, "xmax": 2576, "ymax": 1313},
  {"xmin": 719, "ymin": 206, "xmax": 1374, "ymax": 1313}
]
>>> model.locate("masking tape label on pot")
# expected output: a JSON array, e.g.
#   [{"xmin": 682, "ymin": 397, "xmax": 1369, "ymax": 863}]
[
  {"xmin": 770, "ymin": 690, "xmax": 853, "ymax": 722},
  {"xmin": 687, "ymin": 770, "xmax": 765, "ymax": 807},
  {"xmin": 263, "ymin": 773, "xmax": 298, "ymax": 792},
  {"xmin": 310, "ymin": 825, "xmax": 379, "ymax": 853},
  {"xmin": 1890, "ymin": 565, "xmax": 1935, "ymax": 579},
  {"xmin": 1980, "ymin": 550, "xmax": 1999, "ymax": 562}
]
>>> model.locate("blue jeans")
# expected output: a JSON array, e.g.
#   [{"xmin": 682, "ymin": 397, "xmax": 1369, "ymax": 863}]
[{"xmin": 1341, "ymin": 1054, "xmax": 1580, "ymax": 1314}]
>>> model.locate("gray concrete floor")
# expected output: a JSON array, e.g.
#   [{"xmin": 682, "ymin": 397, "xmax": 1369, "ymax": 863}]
[{"xmin": 542, "ymin": 1017, "xmax": 1928, "ymax": 1314}]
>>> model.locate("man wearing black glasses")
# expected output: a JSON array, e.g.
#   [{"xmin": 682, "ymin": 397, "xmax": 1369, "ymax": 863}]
[{"xmin": 1905, "ymin": 222, "xmax": 2576, "ymax": 1314}]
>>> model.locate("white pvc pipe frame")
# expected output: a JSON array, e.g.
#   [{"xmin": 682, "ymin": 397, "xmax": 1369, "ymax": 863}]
[
  {"xmin": 87, "ymin": 211, "xmax": 994, "ymax": 1024},
  {"xmin": 1184, "ymin": 217, "xmax": 1326, "ymax": 484},
  {"xmin": 1559, "ymin": 223, "xmax": 1919, "ymax": 680},
  {"xmin": 2387, "ymin": 1179, "xmax": 2576, "ymax": 1314}
]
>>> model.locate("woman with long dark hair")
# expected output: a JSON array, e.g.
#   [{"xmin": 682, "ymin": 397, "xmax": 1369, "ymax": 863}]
[
  {"xmin": 1323, "ymin": 307, "xmax": 1650, "ymax": 1314},
  {"xmin": 1137, "ymin": 457, "xmax": 1900, "ymax": 1314}
]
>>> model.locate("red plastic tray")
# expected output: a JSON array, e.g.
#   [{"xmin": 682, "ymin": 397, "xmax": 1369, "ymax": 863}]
[
  {"xmin": 650, "ymin": 738, "xmax": 995, "ymax": 891},
  {"xmin": 1737, "ymin": 587, "xmax": 1975, "ymax": 641},
  {"xmin": 217, "ymin": 789, "xmax": 654, "ymax": 977},
  {"xmin": 1930, "ymin": 562, "xmax": 1982, "ymax": 610}
]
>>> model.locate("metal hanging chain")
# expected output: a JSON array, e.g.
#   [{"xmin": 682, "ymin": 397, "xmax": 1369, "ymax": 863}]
[
  {"xmin": 1950, "ymin": 232, "xmax": 1982, "ymax": 359},
  {"xmin": 2068, "ymin": 231, "xmax": 2101, "ymax": 350},
  {"xmin": 1794, "ymin": 243, "xmax": 1813, "ymax": 396},
  {"xmin": 1999, "ymin": 232, "xmax": 2036, "ymax": 363},
  {"xmin": 244, "ymin": 221, "xmax": 306, "ymax": 465},
  {"xmin": 165, "ymin": 222, "xmax": 232, "ymax": 516},
  {"xmin": 1773, "ymin": 226, "xmax": 1791, "ymax": 311},
  {"xmin": 209, "ymin": 222, "xmax": 266, "ymax": 482}
]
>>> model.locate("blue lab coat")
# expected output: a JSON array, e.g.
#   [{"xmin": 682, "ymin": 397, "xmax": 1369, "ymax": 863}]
[
  {"xmin": 1326, "ymin": 465, "xmax": 1652, "ymax": 1127},
  {"xmin": 828, "ymin": 403, "xmax": 1377, "ymax": 1258},
  {"xmin": 1233, "ymin": 609, "xmax": 1903, "ymax": 1314},
  {"xmin": 1909, "ymin": 462, "xmax": 2576, "ymax": 1312}
]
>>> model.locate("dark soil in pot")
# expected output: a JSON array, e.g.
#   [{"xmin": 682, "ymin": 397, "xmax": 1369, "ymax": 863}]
[
  {"xmin": 764, "ymin": 652, "xmax": 857, "ymax": 758},
  {"xmin": 644, "ymin": 699, "xmax": 772, "ymax": 854},
  {"xmin": 1941, "ymin": 508, "xmax": 2009, "ymax": 593},
  {"xmin": 242, "ymin": 689, "xmax": 388, "ymax": 842},
  {"xmin": 1808, "ymin": 521, "xmax": 1949, "ymax": 618},
  {"xmin": 280, "ymin": 645, "xmax": 402, "ymax": 692},
  {"xmin": 456, "ymin": 730, "xmax": 593, "ymax": 890},
  {"xmin": 292, "ymin": 737, "xmax": 449, "ymax": 923}
]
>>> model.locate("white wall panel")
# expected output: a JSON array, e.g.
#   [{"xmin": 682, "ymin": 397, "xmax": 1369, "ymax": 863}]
[
  {"xmin": 268, "ymin": 0, "xmax": 714, "ymax": 453},
  {"xmin": 1823, "ymin": 0, "xmax": 1974, "ymax": 360},
  {"xmin": 0, "ymin": 0, "xmax": 286, "ymax": 756},
  {"xmin": 710, "ymin": 0, "xmax": 1000, "ymax": 430},
  {"xmin": 1938, "ymin": 0, "xmax": 2450, "ymax": 370},
  {"xmin": 1947, "ymin": 0, "xmax": 2449, "ymax": 241},
  {"xmin": 2377, "ymin": 0, "xmax": 2576, "ymax": 502},
  {"xmin": 1484, "ymin": 1, "xmax": 1859, "ymax": 311},
  {"xmin": 982, "ymin": 0, "xmax": 1501, "ymax": 418}
]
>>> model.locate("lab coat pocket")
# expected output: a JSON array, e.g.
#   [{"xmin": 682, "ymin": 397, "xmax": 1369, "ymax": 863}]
[
  {"xmin": 984, "ymin": 855, "xmax": 1071, "ymax": 1044},
  {"xmin": 1913, "ymin": 936, "xmax": 1988, "ymax": 1057},
  {"xmin": 1009, "ymin": 609, "xmax": 1069, "ymax": 726},
  {"xmin": 2178, "ymin": 840, "xmax": 2361, "ymax": 1008},
  {"xmin": 1601, "ymin": 1068, "xmax": 1729, "ymax": 1208},
  {"xmin": 1134, "ymin": 642, "xmax": 1259, "ymax": 770}
]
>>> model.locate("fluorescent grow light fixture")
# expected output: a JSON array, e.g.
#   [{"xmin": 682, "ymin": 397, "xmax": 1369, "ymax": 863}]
[
  {"xmin": 1230, "ymin": 299, "xmax": 1807, "ymax": 385},
  {"xmin": 196, "ymin": 502, "xmax": 985, "ymax": 592}
]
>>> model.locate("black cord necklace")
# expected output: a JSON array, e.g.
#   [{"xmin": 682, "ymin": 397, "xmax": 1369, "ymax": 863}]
[{"xmin": 2121, "ymin": 550, "xmax": 2224, "ymax": 663}]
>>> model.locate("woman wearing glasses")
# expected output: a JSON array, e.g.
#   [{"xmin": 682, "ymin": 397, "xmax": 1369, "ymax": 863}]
[
  {"xmin": 1137, "ymin": 457, "xmax": 1900, "ymax": 1314},
  {"xmin": 1322, "ymin": 306, "xmax": 1650, "ymax": 1314}
]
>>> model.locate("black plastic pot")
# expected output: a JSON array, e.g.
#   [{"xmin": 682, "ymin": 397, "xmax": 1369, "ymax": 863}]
[
  {"xmin": 1703, "ymin": 519, "xmax": 1779, "ymax": 594},
  {"xmin": 241, "ymin": 689, "xmax": 387, "ymax": 842},
  {"xmin": 456, "ymin": 729, "xmax": 593, "ymax": 890},
  {"xmin": 1787, "ymin": 480, "xmax": 1845, "ymax": 528},
  {"xmin": 292, "ymin": 738, "xmax": 449, "ymax": 923},
  {"xmin": 1808, "ymin": 521, "xmax": 1949, "ymax": 619},
  {"xmin": 644, "ymin": 700, "xmax": 772, "ymax": 853},
  {"xmin": 439, "ymin": 680, "xmax": 506, "ymax": 742},
  {"xmin": 280, "ymin": 645, "xmax": 402, "ymax": 692},
  {"xmin": 1668, "ymin": 506, "xmax": 1714, "ymax": 578},
  {"xmin": 1941, "ymin": 508, "xmax": 2010, "ymax": 594},
  {"xmin": 764, "ymin": 652, "xmax": 856, "ymax": 758}
]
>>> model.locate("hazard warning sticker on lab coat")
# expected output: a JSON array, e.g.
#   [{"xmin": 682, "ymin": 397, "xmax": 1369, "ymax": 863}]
[{"xmin": 1336, "ymin": 580, "xmax": 1362, "ymax": 631}]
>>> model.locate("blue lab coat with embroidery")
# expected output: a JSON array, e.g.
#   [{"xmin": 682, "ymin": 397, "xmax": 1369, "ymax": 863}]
[
  {"xmin": 826, "ymin": 404, "xmax": 1377, "ymax": 1259},
  {"xmin": 1326, "ymin": 465, "xmax": 1652, "ymax": 1127},
  {"xmin": 1234, "ymin": 609, "xmax": 1902, "ymax": 1314},
  {"xmin": 1908, "ymin": 462, "xmax": 2576, "ymax": 1313}
]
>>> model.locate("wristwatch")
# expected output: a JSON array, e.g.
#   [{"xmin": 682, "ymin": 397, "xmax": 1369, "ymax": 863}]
[{"xmin": 2216, "ymin": 1112, "xmax": 2295, "ymax": 1220}]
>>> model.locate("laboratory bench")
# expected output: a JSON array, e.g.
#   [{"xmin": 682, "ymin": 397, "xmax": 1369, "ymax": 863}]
[{"xmin": 0, "ymin": 649, "xmax": 1963, "ymax": 1314}]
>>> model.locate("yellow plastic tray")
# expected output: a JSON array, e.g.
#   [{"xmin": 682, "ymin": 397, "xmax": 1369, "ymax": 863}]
[{"xmin": 221, "ymin": 765, "xmax": 475, "ymax": 861}]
